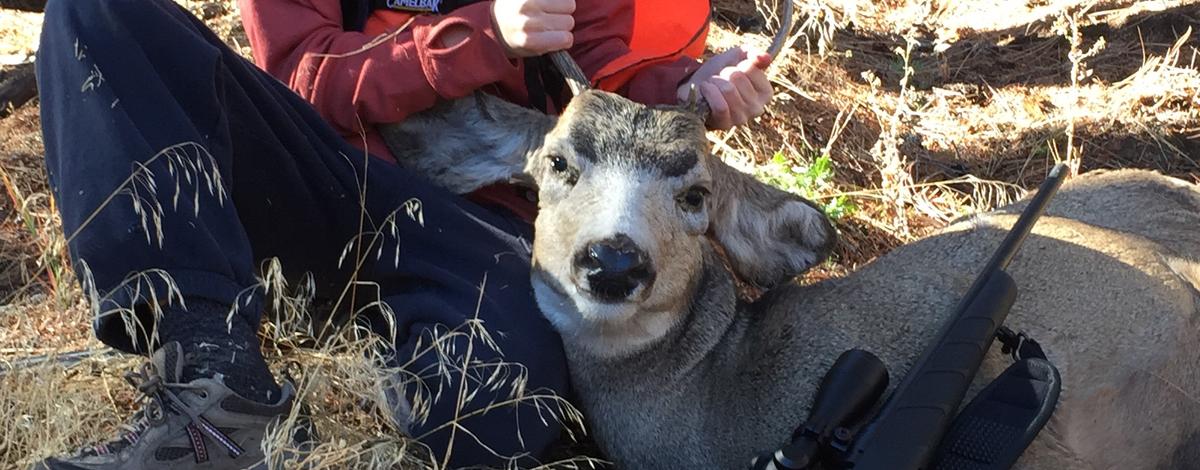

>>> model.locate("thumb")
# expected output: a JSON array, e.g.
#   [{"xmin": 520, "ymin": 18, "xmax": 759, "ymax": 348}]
[
  {"xmin": 721, "ymin": 47, "xmax": 750, "ymax": 65},
  {"xmin": 705, "ymin": 48, "xmax": 747, "ymax": 69}
]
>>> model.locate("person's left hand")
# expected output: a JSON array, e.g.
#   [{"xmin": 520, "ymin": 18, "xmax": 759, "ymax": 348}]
[{"xmin": 676, "ymin": 47, "xmax": 773, "ymax": 130}]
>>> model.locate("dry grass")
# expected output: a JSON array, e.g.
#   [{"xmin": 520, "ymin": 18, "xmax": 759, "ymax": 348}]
[
  {"xmin": 1, "ymin": 0, "xmax": 1199, "ymax": 468},
  {"xmin": 712, "ymin": 0, "xmax": 1200, "ymax": 270},
  {"xmin": 0, "ymin": 9, "xmax": 39, "ymax": 65}
]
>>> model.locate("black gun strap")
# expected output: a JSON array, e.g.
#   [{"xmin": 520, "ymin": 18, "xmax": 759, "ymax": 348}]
[
  {"xmin": 996, "ymin": 326, "xmax": 1048, "ymax": 362},
  {"xmin": 523, "ymin": 55, "xmax": 568, "ymax": 114},
  {"xmin": 931, "ymin": 356, "xmax": 1061, "ymax": 470}
]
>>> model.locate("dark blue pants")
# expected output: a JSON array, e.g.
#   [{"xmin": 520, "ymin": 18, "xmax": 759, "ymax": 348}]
[{"xmin": 37, "ymin": 0, "xmax": 568, "ymax": 466}]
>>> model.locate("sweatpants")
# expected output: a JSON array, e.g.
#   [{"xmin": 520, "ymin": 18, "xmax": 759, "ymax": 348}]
[{"xmin": 36, "ymin": 0, "xmax": 569, "ymax": 466}]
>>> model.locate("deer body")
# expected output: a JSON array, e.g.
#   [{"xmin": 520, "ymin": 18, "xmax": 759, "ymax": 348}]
[
  {"xmin": 382, "ymin": 90, "xmax": 1200, "ymax": 469},
  {"xmin": 571, "ymin": 179, "xmax": 1200, "ymax": 469}
]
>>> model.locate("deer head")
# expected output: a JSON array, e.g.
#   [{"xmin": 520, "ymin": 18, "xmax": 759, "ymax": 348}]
[
  {"xmin": 383, "ymin": 88, "xmax": 835, "ymax": 356},
  {"xmin": 523, "ymin": 90, "xmax": 835, "ymax": 357}
]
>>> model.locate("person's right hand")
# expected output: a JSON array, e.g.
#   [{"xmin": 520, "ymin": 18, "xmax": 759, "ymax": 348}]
[{"xmin": 491, "ymin": 0, "xmax": 576, "ymax": 58}]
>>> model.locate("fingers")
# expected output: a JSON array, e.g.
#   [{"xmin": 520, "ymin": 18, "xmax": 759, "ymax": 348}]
[
  {"xmin": 535, "ymin": 0, "xmax": 576, "ymax": 14},
  {"xmin": 493, "ymin": 0, "xmax": 578, "ymax": 57},
  {"xmin": 744, "ymin": 61, "xmax": 772, "ymax": 96},
  {"xmin": 523, "ymin": 13, "xmax": 575, "ymax": 51},
  {"xmin": 676, "ymin": 47, "xmax": 776, "ymax": 129},
  {"xmin": 736, "ymin": 58, "xmax": 773, "ymax": 114},
  {"xmin": 701, "ymin": 82, "xmax": 733, "ymax": 130},
  {"xmin": 725, "ymin": 67, "xmax": 754, "ymax": 98},
  {"xmin": 523, "ymin": 31, "xmax": 574, "ymax": 52},
  {"xmin": 714, "ymin": 72, "xmax": 749, "ymax": 126},
  {"xmin": 533, "ymin": 13, "xmax": 575, "ymax": 33}
]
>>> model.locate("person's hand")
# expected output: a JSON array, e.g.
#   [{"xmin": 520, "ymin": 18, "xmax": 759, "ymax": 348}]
[
  {"xmin": 491, "ymin": 0, "xmax": 576, "ymax": 58},
  {"xmin": 677, "ymin": 48, "xmax": 773, "ymax": 130}
]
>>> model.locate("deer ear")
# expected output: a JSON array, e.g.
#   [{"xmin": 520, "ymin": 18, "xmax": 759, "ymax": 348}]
[
  {"xmin": 706, "ymin": 157, "xmax": 837, "ymax": 289},
  {"xmin": 380, "ymin": 93, "xmax": 557, "ymax": 194}
]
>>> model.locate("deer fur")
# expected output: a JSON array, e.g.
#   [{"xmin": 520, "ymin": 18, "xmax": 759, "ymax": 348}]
[{"xmin": 381, "ymin": 90, "xmax": 1200, "ymax": 469}]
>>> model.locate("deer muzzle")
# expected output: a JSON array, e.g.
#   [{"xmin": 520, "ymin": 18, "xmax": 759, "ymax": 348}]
[{"xmin": 573, "ymin": 233, "xmax": 657, "ymax": 303}]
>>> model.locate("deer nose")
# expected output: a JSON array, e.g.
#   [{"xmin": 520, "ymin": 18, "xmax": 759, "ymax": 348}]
[{"xmin": 575, "ymin": 234, "xmax": 656, "ymax": 302}]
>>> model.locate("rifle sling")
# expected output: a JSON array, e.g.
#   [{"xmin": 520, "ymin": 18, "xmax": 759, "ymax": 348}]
[{"xmin": 931, "ymin": 339, "xmax": 1061, "ymax": 470}]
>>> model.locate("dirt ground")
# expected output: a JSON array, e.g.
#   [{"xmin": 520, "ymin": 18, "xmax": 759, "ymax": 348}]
[{"xmin": 1, "ymin": 0, "xmax": 1198, "ymax": 468}]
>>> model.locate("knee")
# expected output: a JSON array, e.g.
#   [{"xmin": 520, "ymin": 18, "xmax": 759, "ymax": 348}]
[
  {"xmin": 43, "ymin": 0, "xmax": 158, "ymax": 38},
  {"xmin": 45, "ymin": 0, "xmax": 118, "ymax": 27}
]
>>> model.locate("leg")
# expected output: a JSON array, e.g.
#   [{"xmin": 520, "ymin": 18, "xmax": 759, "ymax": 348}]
[{"xmin": 37, "ymin": 0, "xmax": 567, "ymax": 466}]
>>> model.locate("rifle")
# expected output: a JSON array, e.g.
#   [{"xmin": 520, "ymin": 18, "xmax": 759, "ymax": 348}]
[{"xmin": 752, "ymin": 163, "xmax": 1068, "ymax": 470}]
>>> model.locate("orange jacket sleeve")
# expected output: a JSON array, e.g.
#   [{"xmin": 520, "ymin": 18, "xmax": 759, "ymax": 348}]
[{"xmin": 570, "ymin": 0, "xmax": 702, "ymax": 106}]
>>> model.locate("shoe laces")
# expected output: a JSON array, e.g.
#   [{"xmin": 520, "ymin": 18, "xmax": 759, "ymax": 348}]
[{"xmin": 75, "ymin": 362, "xmax": 243, "ymax": 459}]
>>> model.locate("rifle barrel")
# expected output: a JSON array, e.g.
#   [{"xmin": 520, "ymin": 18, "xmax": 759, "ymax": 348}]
[{"xmin": 988, "ymin": 163, "xmax": 1069, "ymax": 273}]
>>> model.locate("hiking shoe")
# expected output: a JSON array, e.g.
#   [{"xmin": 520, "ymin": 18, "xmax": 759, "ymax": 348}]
[{"xmin": 33, "ymin": 342, "xmax": 296, "ymax": 470}]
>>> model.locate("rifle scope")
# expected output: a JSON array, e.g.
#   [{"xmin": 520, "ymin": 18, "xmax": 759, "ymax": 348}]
[{"xmin": 748, "ymin": 349, "xmax": 888, "ymax": 470}]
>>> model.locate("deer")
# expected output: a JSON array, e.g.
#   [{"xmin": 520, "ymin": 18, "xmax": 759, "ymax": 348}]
[{"xmin": 378, "ymin": 52, "xmax": 1200, "ymax": 468}]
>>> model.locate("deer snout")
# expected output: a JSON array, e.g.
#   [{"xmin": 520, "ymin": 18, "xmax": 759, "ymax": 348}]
[{"xmin": 574, "ymin": 234, "xmax": 656, "ymax": 303}]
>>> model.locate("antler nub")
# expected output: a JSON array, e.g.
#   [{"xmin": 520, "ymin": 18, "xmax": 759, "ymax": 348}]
[
  {"xmin": 686, "ymin": 83, "xmax": 710, "ymax": 117},
  {"xmin": 549, "ymin": 50, "xmax": 591, "ymax": 96}
]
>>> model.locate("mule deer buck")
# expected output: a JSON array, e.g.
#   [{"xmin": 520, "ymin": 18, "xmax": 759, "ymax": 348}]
[{"xmin": 381, "ymin": 73, "xmax": 1200, "ymax": 469}]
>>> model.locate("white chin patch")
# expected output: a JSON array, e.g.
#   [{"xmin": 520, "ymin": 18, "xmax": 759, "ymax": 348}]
[
  {"xmin": 531, "ymin": 274, "xmax": 583, "ymax": 335},
  {"xmin": 531, "ymin": 273, "xmax": 677, "ymax": 358}
]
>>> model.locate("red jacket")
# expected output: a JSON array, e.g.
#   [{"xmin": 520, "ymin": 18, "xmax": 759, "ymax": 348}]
[{"xmin": 238, "ymin": 0, "xmax": 704, "ymax": 215}]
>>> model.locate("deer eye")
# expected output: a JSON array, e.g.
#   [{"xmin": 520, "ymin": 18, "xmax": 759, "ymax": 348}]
[
  {"xmin": 548, "ymin": 155, "xmax": 578, "ymax": 185},
  {"xmin": 549, "ymin": 155, "xmax": 569, "ymax": 173},
  {"xmin": 677, "ymin": 186, "xmax": 709, "ymax": 212}
]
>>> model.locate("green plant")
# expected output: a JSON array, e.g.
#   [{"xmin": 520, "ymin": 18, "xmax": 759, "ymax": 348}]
[{"xmin": 755, "ymin": 151, "xmax": 856, "ymax": 220}]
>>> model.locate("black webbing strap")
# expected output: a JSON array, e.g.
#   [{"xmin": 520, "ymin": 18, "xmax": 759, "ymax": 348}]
[
  {"xmin": 931, "ymin": 331, "xmax": 1061, "ymax": 470},
  {"xmin": 524, "ymin": 55, "xmax": 568, "ymax": 114},
  {"xmin": 996, "ymin": 326, "xmax": 1048, "ymax": 362}
]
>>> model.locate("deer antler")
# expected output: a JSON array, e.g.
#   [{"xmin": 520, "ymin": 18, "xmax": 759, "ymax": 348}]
[
  {"xmin": 549, "ymin": 50, "xmax": 591, "ymax": 96},
  {"xmin": 767, "ymin": 0, "xmax": 795, "ymax": 59}
]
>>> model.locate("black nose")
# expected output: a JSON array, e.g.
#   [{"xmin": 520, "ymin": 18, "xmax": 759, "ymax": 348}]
[{"xmin": 575, "ymin": 234, "xmax": 655, "ymax": 302}]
